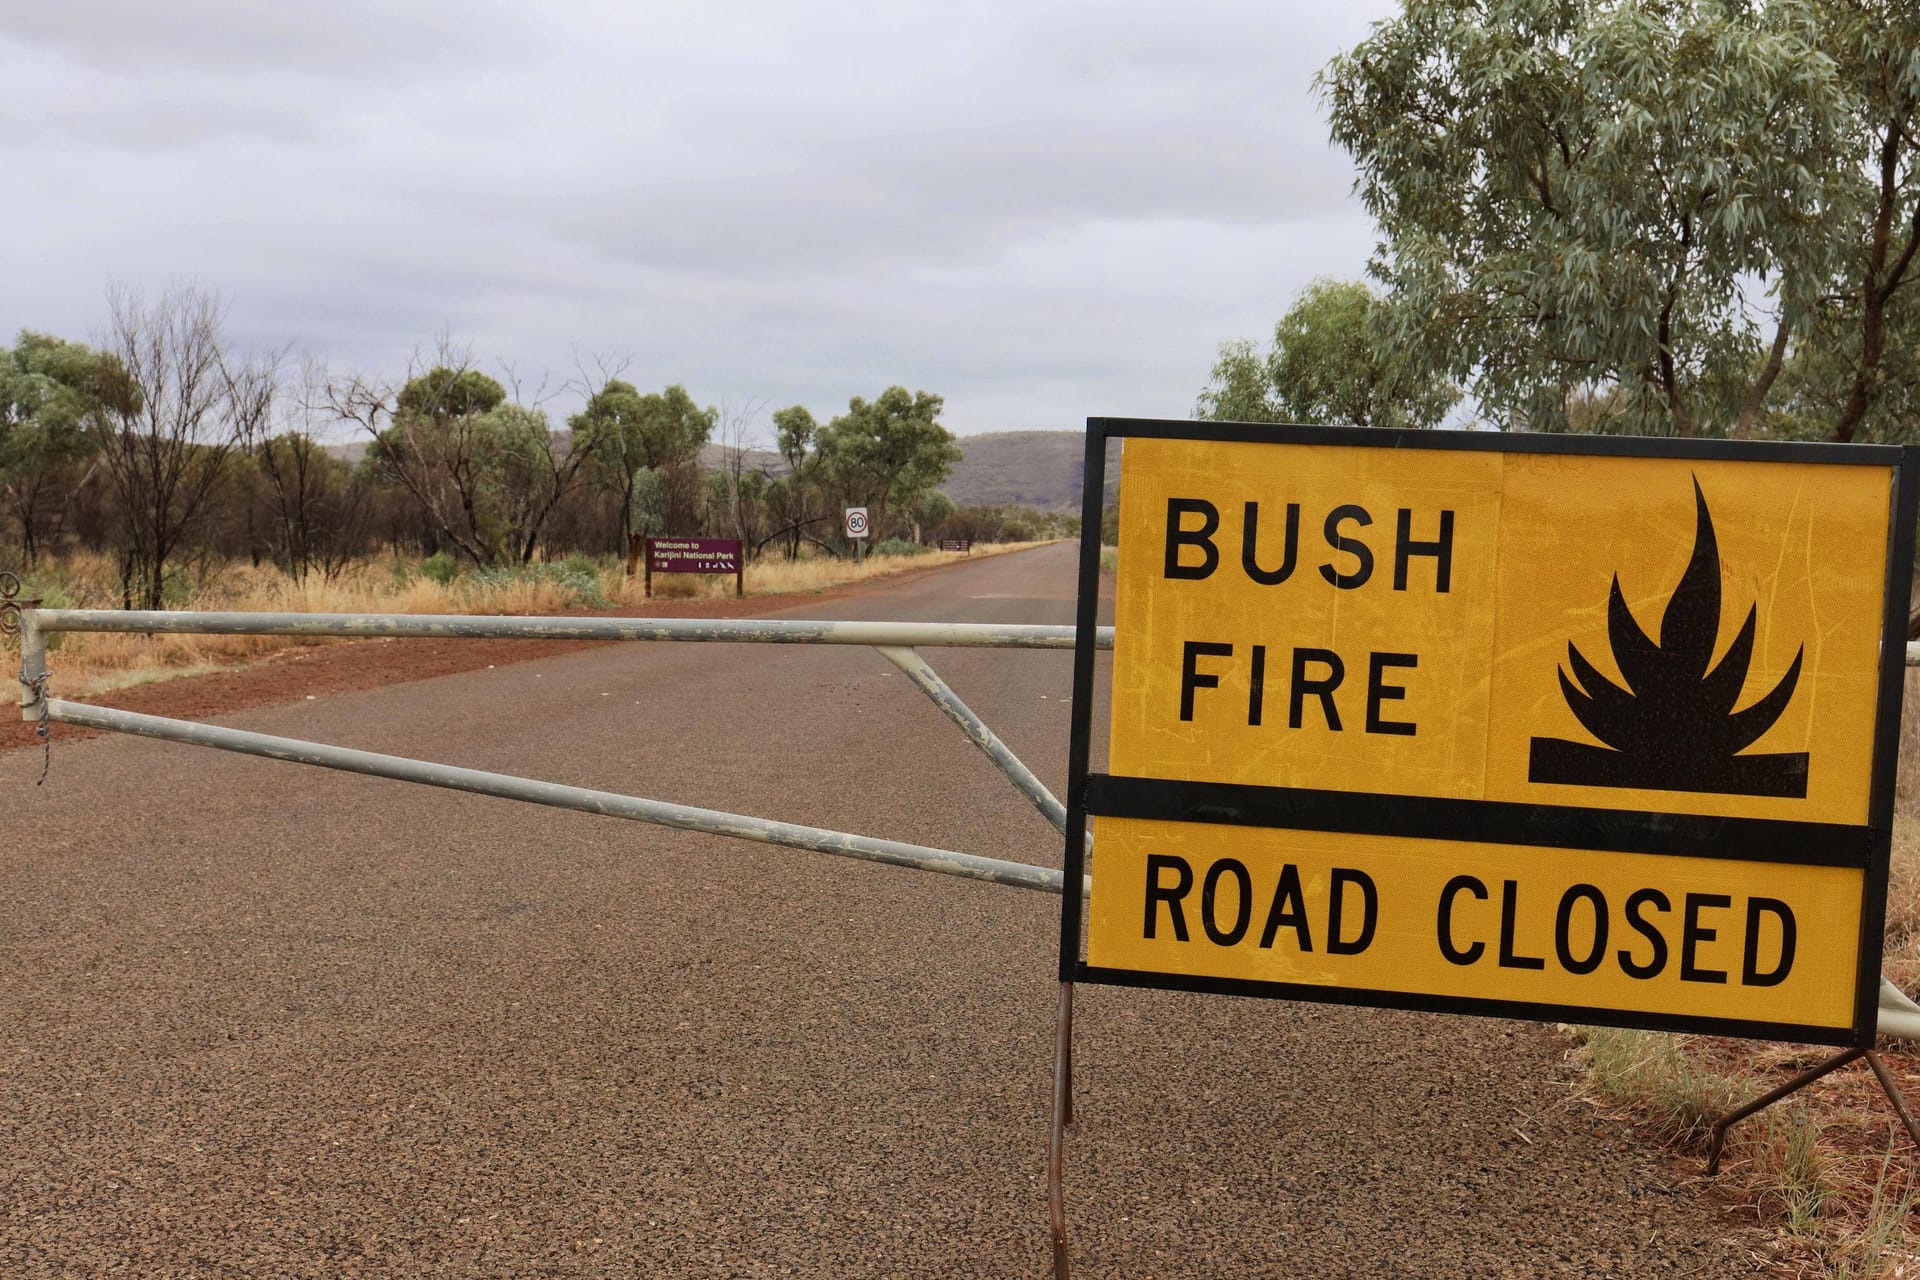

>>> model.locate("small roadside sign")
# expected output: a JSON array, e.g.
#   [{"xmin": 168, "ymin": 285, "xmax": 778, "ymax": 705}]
[
  {"xmin": 845, "ymin": 507, "xmax": 870, "ymax": 539},
  {"xmin": 939, "ymin": 538, "xmax": 971, "ymax": 553},
  {"xmin": 643, "ymin": 536, "xmax": 743, "ymax": 598},
  {"xmin": 1061, "ymin": 419, "xmax": 1918, "ymax": 1048}
]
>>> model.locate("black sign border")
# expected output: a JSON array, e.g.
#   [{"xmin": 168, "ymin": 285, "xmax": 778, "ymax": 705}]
[{"xmin": 1061, "ymin": 418, "xmax": 1920, "ymax": 1050}]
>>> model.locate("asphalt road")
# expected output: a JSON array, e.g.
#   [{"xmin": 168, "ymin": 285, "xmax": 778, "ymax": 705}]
[{"xmin": 1, "ymin": 543, "xmax": 1769, "ymax": 1277}]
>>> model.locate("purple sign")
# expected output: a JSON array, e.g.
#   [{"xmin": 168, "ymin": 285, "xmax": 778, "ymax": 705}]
[{"xmin": 647, "ymin": 537, "xmax": 741, "ymax": 574}]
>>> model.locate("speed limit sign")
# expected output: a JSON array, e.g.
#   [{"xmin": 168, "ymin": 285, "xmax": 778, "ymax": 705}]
[{"xmin": 844, "ymin": 507, "xmax": 869, "ymax": 539}]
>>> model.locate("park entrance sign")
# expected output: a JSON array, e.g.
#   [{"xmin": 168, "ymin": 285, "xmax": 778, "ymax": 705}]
[
  {"xmin": 644, "ymin": 536, "xmax": 742, "ymax": 598},
  {"xmin": 1062, "ymin": 420, "xmax": 1918, "ymax": 1047}
]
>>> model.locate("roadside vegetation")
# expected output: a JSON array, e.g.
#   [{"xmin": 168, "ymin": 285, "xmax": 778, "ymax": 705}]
[
  {"xmin": 1, "ymin": 290, "xmax": 1076, "ymax": 616},
  {"xmin": 1569, "ymin": 808, "xmax": 1919, "ymax": 1276},
  {"xmin": 14, "ymin": 542, "xmax": 1046, "ymax": 697}
]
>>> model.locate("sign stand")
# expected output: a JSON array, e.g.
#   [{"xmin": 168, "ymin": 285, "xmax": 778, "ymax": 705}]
[
  {"xmin": 1700, "ymin": 418, "xmax": 1920, "ymax": 1172},
  {"xmin": 1706, "ymin": 1043, "xmax": 1920, "ymax": 1174},
  {"xmin": 1047, "ymin": 980, "xmax": 1074, "ymax": 1279},
  {"xmin": 1048, "ymin": 423, "xmax": 1111, "ymax": 1279},
  {"xmin": 845, "ymin": 507, "xmax": 869, "ymax": 565}
]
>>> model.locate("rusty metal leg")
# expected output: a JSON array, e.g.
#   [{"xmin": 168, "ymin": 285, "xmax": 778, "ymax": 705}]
[
  {"xmin": 1862, "ymin": 1051, "xmax": 1920, "ymax": 1153},
  {"xmin": 1062, "ymin": 980, "xmax": 1075, "ymax": 1129},
  {"xmin": 1705, "ymin": 1048, "xmax": 1866, "ymax": 1174},
  {"xmin": 1049, "ymin": 980, "xmax": 1074, "ymax": 1280},
  {"xmin": 1059, "ymin": 990, "xmax": 1075, "ymax": 1128}
]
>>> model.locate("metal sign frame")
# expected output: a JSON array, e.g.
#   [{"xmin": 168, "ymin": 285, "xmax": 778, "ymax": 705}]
[{"xmin": 1060, "ymin": 418, "xmax": 1919, "ymax": 1050}]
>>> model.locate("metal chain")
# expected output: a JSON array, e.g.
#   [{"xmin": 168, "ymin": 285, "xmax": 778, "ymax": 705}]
[{"xmin": 18, "ymin": 668, "xmax": 50, "ymax": 786}]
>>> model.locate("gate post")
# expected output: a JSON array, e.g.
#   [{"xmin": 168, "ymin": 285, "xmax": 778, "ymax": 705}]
[{"xmin": 4, "ymin": 571, "xmax": 45, "ymax": 721}]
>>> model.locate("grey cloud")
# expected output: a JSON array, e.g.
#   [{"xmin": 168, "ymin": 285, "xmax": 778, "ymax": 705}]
[
  {"xmin": 0, "ymin": 0, "xmax": 1400, "ymax": 436},
  {"xmin": 0, "ymin": 56, "xmax": 326, "ymax": 148},
  {"xmin": 502, "ymin": 116, "xmax": 1354, "ymax": 278},
  {"xmin": 0, "ymin": 0, "xmax": 540, "ymax": 76}
]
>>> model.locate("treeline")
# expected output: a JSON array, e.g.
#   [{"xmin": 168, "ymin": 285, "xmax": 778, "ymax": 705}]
[{"xmin": 0, "ymin": 287, "xmax": 1063, "ymax": 610}]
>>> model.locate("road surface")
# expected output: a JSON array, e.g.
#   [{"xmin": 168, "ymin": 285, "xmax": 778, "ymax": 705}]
[{"xmin": 0, "ymin": 544, "xmax": 1768, "ymax": 1277}]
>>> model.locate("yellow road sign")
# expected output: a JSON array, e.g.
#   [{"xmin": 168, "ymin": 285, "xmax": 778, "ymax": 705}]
[{"xmin": 1063, "ymin": 422, "xmax": 1916, "ymax": 1046}]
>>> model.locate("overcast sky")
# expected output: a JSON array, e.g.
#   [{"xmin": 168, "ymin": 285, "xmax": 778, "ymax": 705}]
[{"xmin": 0, "ymin": 0, "xmax": 1395, "ymax": 439}]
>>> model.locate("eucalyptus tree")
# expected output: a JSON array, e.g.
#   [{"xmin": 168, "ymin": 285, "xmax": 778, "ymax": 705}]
[
  {"xmin": 0, "ymin": 331, "xmax": 112, "ymax": 563},
  {"xmin": 817, "ymin": 387, "xmax": 960, "ymax": 545},
  {"xmin": 347, "ymin": 362, "xmax": 596, "ymax": 565},
  {"xmin": 760, "ymin": 404, "xmax": 835, "ymax": 559},
  {"xmin": 254, "ymin": 430, "xmax": 369, "ymax": 581},
  {"xmin": 571, "ymin": 381, "xmax": 715, "ymax": 542},
  {"xmin": 1197, "ymin": 278, "xmax": 1458, "ymax": 427},
  {"xmin": 1320, "ymin": 0, "xmax": 1920, "ymax": 440},
  {"xmin": 351, "ymin": 364, "xmax": 509, "ymax": 565}
]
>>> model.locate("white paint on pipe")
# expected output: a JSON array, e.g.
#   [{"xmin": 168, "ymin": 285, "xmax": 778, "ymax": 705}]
[{"xmin": 29, "ymin": 610, "xmax": 1114, "ymax": 651}]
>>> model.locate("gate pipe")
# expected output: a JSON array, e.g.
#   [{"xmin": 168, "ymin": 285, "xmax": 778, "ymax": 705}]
[
  {"xmin": 875, "ymin": 645, "xmax": 1073, "ymax": 836},
  {"xmin": 27, "ymin": 610, "xmax": 1114, "ymax": 651},
  {"xmin": 44, "ymin": 699, "xmax": 1082, "ymax": 897}
]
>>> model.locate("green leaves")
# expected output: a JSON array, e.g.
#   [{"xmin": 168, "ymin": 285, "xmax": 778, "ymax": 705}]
[
  {"xmin": 1197, "ymin": 278, "xmax": 1458, "ymax": 428},
  {"xmin": 570, "ymin": 381, "xmax": 715, "ymax": 475},
  {"xmin": 818, "ymin": 387, "xmax": 960, "ymax": 536},
  {"xmin": 1319, "ymin": 0, "xmax": 1918, "ymax": 438},
  {"xmin": 394, "ymin": 366, "xmax": 506, "ymax": 422}
]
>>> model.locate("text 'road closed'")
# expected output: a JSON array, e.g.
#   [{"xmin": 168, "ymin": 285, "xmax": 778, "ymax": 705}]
[{"xmin": 1085, "ymin": 817, "xmax": 1863, "ymax": 1030}]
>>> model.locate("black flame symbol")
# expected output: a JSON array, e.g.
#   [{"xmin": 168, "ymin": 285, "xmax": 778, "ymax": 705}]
[{"xmin": 1527, "ymin": 479, "xmax": 1808, "ymax": 798}]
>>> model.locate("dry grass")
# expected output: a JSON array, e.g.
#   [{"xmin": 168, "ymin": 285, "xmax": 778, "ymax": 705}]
[
  {"xmin": 1564, "ymin": 668, "xmax": 1920, "ymax": 1278},
  {"xmin": 1573, "ymin": 1026, "xmax": 1749, "ymax": 1145},
  {"xmin": 645, "ymin": 542, "xmax": 1044, "ymax": 600},
  {"xmin": 1570, "ymin": 1027, "xmax": 1917, "ymax": 1277},
  {"xmin": 11, "ymin": 543, "xmax": 1045, "ymax": 696}
]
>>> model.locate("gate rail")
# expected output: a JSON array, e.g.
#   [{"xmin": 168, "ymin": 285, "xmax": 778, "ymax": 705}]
[{"xmin": 8, "ymin": 596, "xmax": 1112, "ymax": 897}]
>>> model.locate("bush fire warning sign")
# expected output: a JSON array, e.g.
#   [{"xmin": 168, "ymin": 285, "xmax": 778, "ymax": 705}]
[{"xmin": 1060, "ymin": 421, "xmax": 1919, "ymax": 1046}]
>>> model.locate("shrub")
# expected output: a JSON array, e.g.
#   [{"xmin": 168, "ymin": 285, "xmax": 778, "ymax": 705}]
[
  {"xmin": 420, "ymin": 552, "xmax": 461, "ymax": 585},
  {"xmin": 873, "ymin": 538, "xmax": 931, "ymax": 557},
  {"xmin": 472, "ymin": 560, "xmax": 611, "ymax": 609}
]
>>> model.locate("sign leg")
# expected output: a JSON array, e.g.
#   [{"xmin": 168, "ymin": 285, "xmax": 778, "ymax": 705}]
[
  {"xmin": 1706, "ymin": 1048, "xmax": 1866, "ymax": 1174},
  {"xmin": 1048, "ymin": 980, "xmax": 1074, "ymax": 1280},
  {"xmin": 1862, "ymin": 1051, "xmax": 1920, "ymax": 1153},
  {"xmin": 1063, "ymin": 986, "xmax": 1075, "ymax": 1128}
]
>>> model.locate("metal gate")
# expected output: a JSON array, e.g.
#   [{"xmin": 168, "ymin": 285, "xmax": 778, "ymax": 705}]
[{"xmin": 4, "ymin": 578, "xmax": 1109, "ymax": 897}]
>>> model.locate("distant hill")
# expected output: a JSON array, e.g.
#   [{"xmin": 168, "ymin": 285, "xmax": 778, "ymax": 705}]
[
  {"xmin": 939, "ymin": 430, "xmax": 1122, "ymax": 511},
  {"xmin": 697, "ymin": 443, "xmax": 788, "ymax": 476}
]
